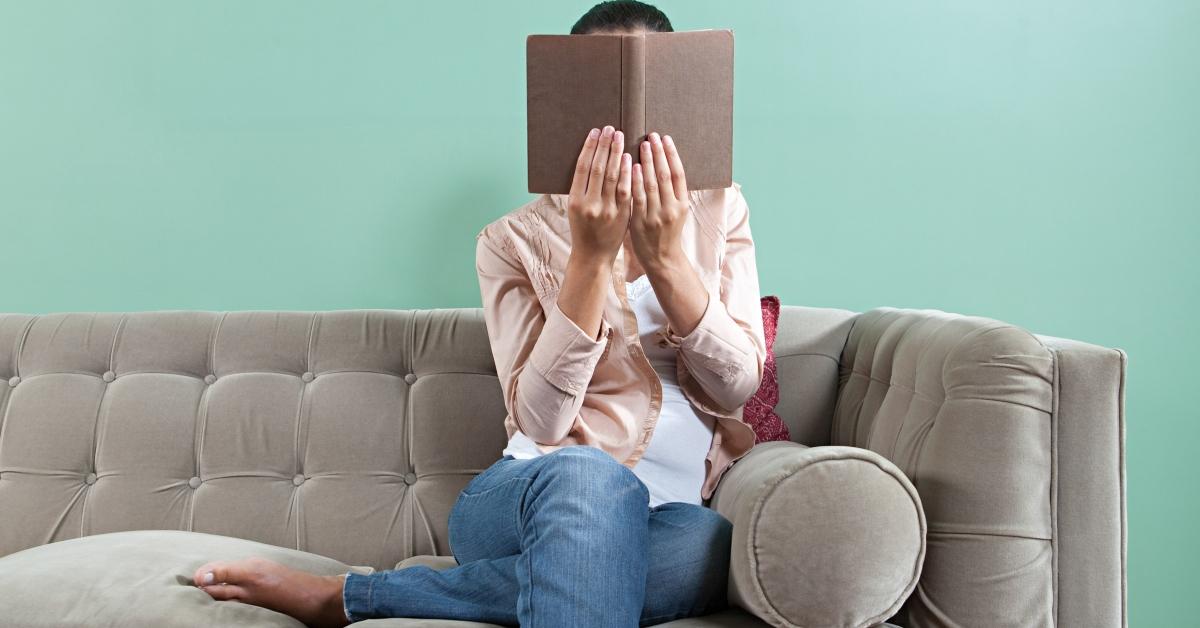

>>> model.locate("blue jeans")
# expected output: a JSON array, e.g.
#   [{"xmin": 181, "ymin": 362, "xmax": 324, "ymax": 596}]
[{"xmin": 342, "ymin": 445, "xmax": 733, "ymax": 626}]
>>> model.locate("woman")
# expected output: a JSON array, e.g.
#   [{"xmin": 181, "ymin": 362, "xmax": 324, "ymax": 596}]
[{"xmin": 190, "ymin": 2, "xmax": 765, "ymax": 626}]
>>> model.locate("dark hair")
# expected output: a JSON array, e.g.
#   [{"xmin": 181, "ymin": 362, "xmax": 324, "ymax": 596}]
[{"xmin": 571, "ymin": 0, "xmax": 673, "ymax": 34}]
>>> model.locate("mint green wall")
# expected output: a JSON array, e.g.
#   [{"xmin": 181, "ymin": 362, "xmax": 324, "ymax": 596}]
[{"xmin": 0, "ymin": 1, "xmax": 1195, "ymax": 623}]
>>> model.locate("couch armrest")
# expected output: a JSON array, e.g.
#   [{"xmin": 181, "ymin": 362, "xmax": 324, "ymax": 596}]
[
  {"xmin": 1034, "ymin": 334, "xmax": 1128, "ymax": 628},
  {"xmin": 830, "ymin": 307, "xmax": 1127, "ymax": 627},
  {"xmin": 711, "ymin": 440, "xmax": 926, "ymax": 628}
]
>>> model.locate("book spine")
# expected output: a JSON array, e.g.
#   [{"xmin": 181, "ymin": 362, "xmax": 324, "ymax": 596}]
[{"xmin": 620, "ymin": 35, "xmax": 646, "ymax": 156}]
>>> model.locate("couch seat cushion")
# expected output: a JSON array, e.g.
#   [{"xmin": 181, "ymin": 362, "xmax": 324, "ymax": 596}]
[
  {"xmin": 351, "ymin": 608, "xmax": 776, "ymax": 627},
  {"xmin": 0, "ymin": 529, "xmax": 374, "ymax": 627}
]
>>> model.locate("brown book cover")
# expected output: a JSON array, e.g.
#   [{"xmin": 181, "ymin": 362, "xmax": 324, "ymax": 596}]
[{"xmin": 526, "ymin": 29, "xmax": 734, "ymax": 195}]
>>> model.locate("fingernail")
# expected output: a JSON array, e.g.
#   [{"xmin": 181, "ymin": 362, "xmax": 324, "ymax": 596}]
[
  {"xmin": 603, "ymin": 125, "xmax": 613, "ymax": 134},
  {"xmin": 650, "ymin": 132, "xmax": 660, "ymax": 143},
  {"xmin": 642, "ymin": 141, "xmax": 650, "ymax": 151},
  {"xmin": 202, "ymin": 572, "xmax": 214, "ymax": 585},
  {"xmin": 615, "ymin": 131, "xmax": 623, "ymax": 142},
  {"xmin": 589, "ymin": 128, "xmax": 599, "ymax": 138},
  {"xmin": 664, "ymin": 135, "xmax": 673, "ymax": 145}
]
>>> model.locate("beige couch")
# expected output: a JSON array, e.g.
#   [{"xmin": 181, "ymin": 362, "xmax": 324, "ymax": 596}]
[{"xmin": 0, "ymin": 305, "xmax": 1126, "ymax": 627}]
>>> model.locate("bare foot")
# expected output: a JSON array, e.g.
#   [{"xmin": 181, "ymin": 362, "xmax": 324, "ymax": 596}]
[{"xmin": 192, "ymin": 557, "xmax": 350, "ymax": 627}]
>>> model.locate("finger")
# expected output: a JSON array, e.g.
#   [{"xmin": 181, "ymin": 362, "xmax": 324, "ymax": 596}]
[
  {"xmin": 648, "ymin": 132, "xmax": 675, "ymax": 204},
  {"xmin": 602, "ymin": 130, "xmax": 624, "ymax": 202},
  {"xmin": 200, "ymin": 584, "xmax": 248, "ymax": 601},
  {"xmin": 632, "ymin": 162, "xmax": 646, "ymax": 219},
  {"xmin": 639, "ymin": 140, "xmax": 659, "ymax": 215},
  {"xmin": 570, "ymin": 128, "xmax": 600, "ymax": 199},
  {"xmin": 616, "ymin": 152, "xmax": 632, "ymax": 207},
  {"xmin": 586, "ymin": 125, "xmax": 615, "ymax": 200},
  {"xmin": 662, "ymin": 134, "xmax": 688, "ymax": 200}
]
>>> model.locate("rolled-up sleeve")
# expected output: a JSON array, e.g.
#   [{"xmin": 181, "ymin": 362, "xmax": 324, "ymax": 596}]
[
  {"xmin": 476, "ymin": 225, "xmax": 613, "ymax": 445},
  {"xmin": 658, "ymin": 182, "xmax": 765, "ymax": 413}
]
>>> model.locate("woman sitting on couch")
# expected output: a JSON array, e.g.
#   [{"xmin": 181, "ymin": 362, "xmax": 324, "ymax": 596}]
[{"xmin": 190, "ymin": 2, "xmax": 766, "ymax": 626}]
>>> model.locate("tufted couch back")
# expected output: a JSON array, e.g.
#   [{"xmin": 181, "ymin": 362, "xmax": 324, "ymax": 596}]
[
  {"xmin": 0, "ymin": 306, "xmax": 854, "ymax": 571},
  {"xmin": 0, "ymin": 309, "xmax": 505, "ymax": 570}
]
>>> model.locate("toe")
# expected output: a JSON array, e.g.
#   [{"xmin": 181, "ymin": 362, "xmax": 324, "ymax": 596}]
[
  {"xmin": 194, "ymin": 560, "xmax": 255, "ymax": 588},
  {"xmin": 193, "ymin": 561, "xmax": 226, "ymax": 587},
  {"xmin": 201, "ymin": 583, "xmax": 248, "ymax": 601}
]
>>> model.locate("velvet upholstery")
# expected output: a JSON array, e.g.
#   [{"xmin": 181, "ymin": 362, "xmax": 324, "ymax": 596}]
[{"xmin": 0, "ymin": 305, "xmax": 1126, "ymax": 627}]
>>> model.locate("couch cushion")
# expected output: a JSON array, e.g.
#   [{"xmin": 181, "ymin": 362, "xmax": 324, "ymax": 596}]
[
  {"xmin": 771, "ymin": 305, "xmax": 857, "ymax": 446},
  {"xmin": 351, "ymin": 608, "xmax": 778, "ymax": 627},
  {"xmin": 0, "ymin": 532, "xmax": 786, "ymax": 627},
  {"xmin": 711, "ymin": 441, "xmax": 925, "ymax": 628},
  {"xmin": 0, "ymin": 529, "xmax": 374, "ymax": 627}
]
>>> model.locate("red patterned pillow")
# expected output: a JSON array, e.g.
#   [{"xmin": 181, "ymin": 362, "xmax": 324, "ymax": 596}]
[{"xmin": 742, "ymin": 295, "xmax": 790, "ymax": 443}]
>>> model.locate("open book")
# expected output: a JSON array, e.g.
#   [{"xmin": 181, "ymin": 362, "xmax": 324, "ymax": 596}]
[{"xmin": 526, "ymin": 29, "xmax": 734, "ymax": 195}]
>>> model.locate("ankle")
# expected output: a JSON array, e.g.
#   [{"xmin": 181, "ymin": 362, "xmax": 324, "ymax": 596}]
[{"xmin": 318, "ymin": 574, "xmax": 350, "ymax": 627}]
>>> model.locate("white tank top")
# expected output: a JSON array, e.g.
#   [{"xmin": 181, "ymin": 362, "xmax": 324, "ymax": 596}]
[{"xmin": 502, "ymin": 273, "xmax": 717, "ymax": 507}]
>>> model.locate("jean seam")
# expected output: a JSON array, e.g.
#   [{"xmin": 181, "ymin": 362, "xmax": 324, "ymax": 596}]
[
  {"xmin": 520, "ymin": 509, "xmax": 538, "ymax": 625},
  {"xmin": 366, "ymin": 575, "xmax": 376, "ymax": 617},
  {"xmin": 343, "ymin": 572, "xmax": 368, "ymax": 623},
  {"xmin": 460, "ymin": 475, "xmax": 527, "ymax": 500}
]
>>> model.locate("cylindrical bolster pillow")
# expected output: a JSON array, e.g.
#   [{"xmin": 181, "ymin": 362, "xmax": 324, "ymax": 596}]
[{"xmin": 710, "ymin": 442, "xmax": 926, "ymax": 628}]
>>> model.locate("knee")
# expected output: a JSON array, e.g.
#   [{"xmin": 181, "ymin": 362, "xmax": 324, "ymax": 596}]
[
  {"xmin": 651, "ymin": 503, "xmax": 733, "ymax": 572},
  {"xmin": 700, "ymin": 508, "xmax": 733, "ymax": 554},
  {"xmin": 664, "ymin": 503, "xmax": 732, "ymax": 549},
  {"xmin": 642, "ymin": 505, "xmax": 734, "ymax": 623},
  {"xmin": 539, "ymin": 445, "xmax": 649, "ymax": 504},
  {"xmin": 698, "ymin": 505, "xmax": 733, "ymax": 537}
]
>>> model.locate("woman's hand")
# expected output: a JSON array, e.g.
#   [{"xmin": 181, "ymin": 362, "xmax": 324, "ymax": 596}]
[
  {"xmin": 555, "ymin": 125, "xmax": 632, "ymax": 342},
  {"xmin": 629, "ymin": 131, "xmax": 711, "ymax": 344},
  {"xmin": 630, "ymin": 131, "xmax": 689, "ymax": 272},
  {"xmin": 567, "ymin": 125, "xmax": 633, "ymax": 265}
]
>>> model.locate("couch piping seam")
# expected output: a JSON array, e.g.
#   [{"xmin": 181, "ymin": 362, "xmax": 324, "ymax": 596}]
[{"xmin": 1050, "ymin": 346, "xmax": 1060, "ymax": 626}]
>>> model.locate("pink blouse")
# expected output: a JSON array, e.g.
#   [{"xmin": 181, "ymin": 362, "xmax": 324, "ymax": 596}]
[{"xmin": 474, "ymin": 181, "xmax": 765, "ymax": 500}]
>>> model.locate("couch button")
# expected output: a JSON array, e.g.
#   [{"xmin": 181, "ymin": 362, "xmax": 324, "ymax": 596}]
[
  {"xmin": 301, "ymin": 371, "xmax": 314, "ymax": 383},
  {"xmin": 204, "ymin": 374, "xmax": 217, "ymax": 385},
  {"xmin": 84, "ymin": 473, "xmax": 97, "ymax": 486},
  {"xmin": 404, "ymin": 472, "xmax": 417, "ymax": 485},
  {"xmin": 188, "ymin": 477, "xmax": 202, "ymax": 489},
  {"xmin": 7, "ymin": 376, "xmax": 18, "ymax": 388},
  {"xmin": 404, "ymin": 373, "xmax": 417, "ymax": 385},
  {"xmin": 102, "ymin": 371, "xmax": 115, "ymax": 383},
  {"xmin": 293, "ymin": 474, "xmax": 306, "ymax": 487}
]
